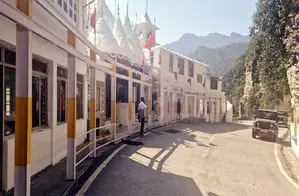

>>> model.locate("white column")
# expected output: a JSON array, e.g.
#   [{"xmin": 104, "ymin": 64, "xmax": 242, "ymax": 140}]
[
  {"xmin": 89, "ymin": 67, "xmax": 96, "ymax": 157},
  {"xmin": 128, "ymin": 72, "xmax": 133, "ymax": 133},
  {"xmin": 66, "ymin": 55, "xmax": 77, "ymax": 180},
  {"xmin": 184, "ymin": 95, "xmax": 187, "ymax": 118},
  {"xmin": 167, "ymin": 91, "xmax": 170, "ymax": 121},
  {"xmin": 193, "ymin": 95, "xmax": 197, "ymax": 117},
  {"xmin": 216, "ymin": 98, "xmax": 220, "ymax": 123},
  {"xmin": 173, "ymin": 92, "xmax": 176, "ymax": 120},
  {"xmin": 147, "ymin": 86, "xmax": 153, "ymax": 124},
  {"xmin": 48, "ymin": 61, "xmax": 56, "ymax": 164},
  {"xmin": 15, "ymin": 26, "xmax": 32, "ymax": 196},
  {"xmin": 111, "ymin": 66, "xmax": 117, "ymax": 138}
]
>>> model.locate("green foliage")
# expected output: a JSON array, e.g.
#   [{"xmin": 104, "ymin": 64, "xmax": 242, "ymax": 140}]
[
  {"xmin": 222, "ymin": 54, "xmax": 246, "ymax": 115},
  {"xmin": 224, "ymin": 0, "xmax": 291, "ymax": 116}
]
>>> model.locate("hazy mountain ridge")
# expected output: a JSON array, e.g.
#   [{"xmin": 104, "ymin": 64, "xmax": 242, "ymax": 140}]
[
  {"xmin": 164, "ymin": 32, "xmax": 250, "ymax": 76},
  {"xmin": 165, "ymin": 32, "xmax": 250, "ymax": 54},
  {"xmin": 189, "ymin": 42, "xmax": 249, "ymax": 76}
]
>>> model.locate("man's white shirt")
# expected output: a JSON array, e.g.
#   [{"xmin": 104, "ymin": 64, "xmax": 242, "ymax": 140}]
[{"xmin": 138, "ymin": 101, "xmax": 147, "ymax": 110}]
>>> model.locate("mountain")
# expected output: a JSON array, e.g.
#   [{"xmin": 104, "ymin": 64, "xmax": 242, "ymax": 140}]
[
  {"xmin": 165, "ymin": 32, "xmax": 250, "ymax": 55},
  {"xmin": 189, "ymin": 42, "xmax": 249, "ymax": 76}
]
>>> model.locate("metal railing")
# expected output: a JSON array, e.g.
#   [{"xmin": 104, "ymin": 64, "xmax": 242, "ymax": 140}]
[{"xmin": 75, "ymin": 123, "xmax": 116, "ymax": 167}]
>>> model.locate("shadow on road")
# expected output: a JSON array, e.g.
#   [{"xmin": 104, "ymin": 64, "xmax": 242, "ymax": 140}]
[
  {"xmin": 86, "ymin": 148, "xmax": 204, "ymax": 196},
  {"xmin": 86, "ymin": 123, "xmax": 245, "ymax": 196}
]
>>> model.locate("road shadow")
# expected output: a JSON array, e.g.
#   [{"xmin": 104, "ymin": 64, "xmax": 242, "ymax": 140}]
[
  {"xmin": 85, "ymin": 124, "xmax": 215, "ymax": 196},
  {"xmin": 86, "ymin": 150, "xmax": 203, "ymax": 196}
]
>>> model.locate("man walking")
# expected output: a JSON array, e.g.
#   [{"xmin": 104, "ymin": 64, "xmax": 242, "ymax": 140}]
[
  {"xmin": 177, "ymin": 99, "xmax": 181, "ymax": 120},
  {"xmin": 138, "ymin": 97, "xmax": 147, "ymax": 137}
]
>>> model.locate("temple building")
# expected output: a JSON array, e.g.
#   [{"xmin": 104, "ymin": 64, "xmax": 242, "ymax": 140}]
[{"xmin": 0, "ymin": 0, "xmax": 232, "ymax": 192}]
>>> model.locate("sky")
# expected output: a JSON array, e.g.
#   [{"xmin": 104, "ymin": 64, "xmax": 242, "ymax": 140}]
[{"xmin": 106, "ymin": 0, "xmax": 258, "ymax": 45}]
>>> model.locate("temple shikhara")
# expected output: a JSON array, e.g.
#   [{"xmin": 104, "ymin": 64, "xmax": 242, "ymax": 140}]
[{"xmin": 0, "ymin": 0, "xmax": 233, "ymax": 193}]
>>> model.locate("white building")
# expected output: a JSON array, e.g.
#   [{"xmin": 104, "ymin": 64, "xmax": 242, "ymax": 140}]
[
  {"xmin": 0, "ymin": 0, "xmax": 232, "ymax": 193},
  {"xmin": 151, "ymin": 46, "xmax": 230, "ymax": 123}
]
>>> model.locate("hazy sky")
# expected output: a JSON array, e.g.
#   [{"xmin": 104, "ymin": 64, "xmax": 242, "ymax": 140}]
[{"xmin": 106, "ymin": 0, "xmax": 258, "ymax": 45}]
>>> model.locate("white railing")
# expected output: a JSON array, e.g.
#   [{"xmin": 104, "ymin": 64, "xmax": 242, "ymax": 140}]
[{"xmin": 75, "ymin": 123, "xmax": 115, "ymax": 167}]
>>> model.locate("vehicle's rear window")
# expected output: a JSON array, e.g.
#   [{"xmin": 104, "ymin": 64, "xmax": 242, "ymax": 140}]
[{"xmin": 256, "ymin": 110, "xmax": 278, "ymax": 121}]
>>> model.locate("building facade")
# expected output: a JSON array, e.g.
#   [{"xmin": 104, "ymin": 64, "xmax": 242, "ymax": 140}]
[{"xmin": 0, "ymin": 0, "xmax": 232, "ymax": 192}]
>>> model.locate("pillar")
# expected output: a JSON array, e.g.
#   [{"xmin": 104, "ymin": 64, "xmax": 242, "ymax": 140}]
[
  {"xmin": 128, "ymin": 72, "xmax": 133, "ymax": 133},
  {"xmin": 189, "ymin": 96, "xmax": 191, "ymax": 117},
  {"xmin": 15, "ymin": 1, "xmax": 32, "ymax": 194},
  {"xmin": 111, "ymin": 65, "xmax": 117, "ymax": 137},
  {"xmin": 172, "ymin": 92, "xmax": 178, "ymax": 119},
  {"xmin": 147, "ymin": 86, "xmax": 152, "ymax": 124},
  {"xmin": 158, "ymin": 85, "xmax": 162, "ymax": 121},
  {"xmin": 216, "ymin": 98, "xmax": 220, "ymax": 123},
  {"xmin": 89, "ymin": 50, "xmax": 96, "ymax": 157},
  {"xmin": 193, "ymin": 95, "xmax": 197, "ymax": 117},
  {"xmin": 140, "ymin": 75, "xmax": 145, "ymax": 98},
  {"xmin": 204, "ymin": 97, "xmax": 208, "ymax": 122},
  {"xmin": 219, "ymin": 98, "xmax": 222, "ymax": 123},
  {"xmin": 167, "ymin": 92, "xmax": 170, "ymax": 121},
  {"xmin": 66, "ymin": 27, "xmax": 77, "ymax": 180},
  {"xmin": 66, "ymin": 55, "xmax": 77, "ymax": 180}
]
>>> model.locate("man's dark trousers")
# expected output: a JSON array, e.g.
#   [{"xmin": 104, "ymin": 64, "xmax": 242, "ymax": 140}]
[{"xmin": 140, "ymin": 117, "xmax": 145, "ymax": 136}]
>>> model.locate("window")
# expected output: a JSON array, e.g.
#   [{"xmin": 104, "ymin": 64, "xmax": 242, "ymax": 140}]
[
  {"xmin": 5, "ymin": 50, "xmax": 16, "ymax": 65},
  {"xmin": 96, "ymin": 85, "xmax": 101, "ymax": 112},
  {"xmin": 77, "ymin": 74, "xmax": 84, "ymax": 119},
  {"xmin": 197, "ymin": 74, "xmax": 202, "ymax": 83},
  {"xmin": 178, "ymin": 57, "xmax": 184, "ymax": 75},
  {"xmin": 58, "ymin": 0, "xmax": 77, "ymax": 22},
  {"xmin": 57, "ymin": 67, "xmax": 67, "ymax": 123},
  {"xmin": 32, "ymin": 59, "xmax": 48, "ymax": 128},
  {"xmin": 210, "ymin": 78, "xmax": 218, "ymax": 90},
  {"xmin": 169, "ymin": 54, "xmax": 173, "ymax": 72},
  {"xmin": 188, "ymin": 61, "xmax": 194, "ymax": 77},
  {"xmin": 4, "ymin": 67, "xmax": 16, "ymax": 136}
]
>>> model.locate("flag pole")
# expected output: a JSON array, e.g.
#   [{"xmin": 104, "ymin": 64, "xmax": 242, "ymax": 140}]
[{"xmin": 94, "ymin": 6, "xmax": 96, "ymax": 48}]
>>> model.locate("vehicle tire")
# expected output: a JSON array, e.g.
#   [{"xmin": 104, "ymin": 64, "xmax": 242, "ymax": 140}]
[{"xmin": 252, "ymin": 131, "xmax": 256, "ymax": 139}]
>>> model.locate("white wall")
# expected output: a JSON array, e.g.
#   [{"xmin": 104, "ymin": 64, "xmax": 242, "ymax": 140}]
[
  {"xmin": 226, "ymin": 101, "xmax": 233, "ymax": 123},
  {"xmin": 1, "ymin": 1, "xmax": 91, "ymax": 190}
]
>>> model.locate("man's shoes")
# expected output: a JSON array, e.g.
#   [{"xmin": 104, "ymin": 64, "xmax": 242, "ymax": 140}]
[{"xmin": 140, "ymin": 133, "xmax": 144, "ymax": 137}]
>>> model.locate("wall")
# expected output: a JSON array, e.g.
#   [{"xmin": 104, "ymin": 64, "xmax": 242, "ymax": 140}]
[
  {"xmin": 226, "ymin": 101, "xmax": 233, "ymax": 123},
  {"xmin": 281, "ymin": 0, "xmax": 299, "ymax": 158},
  {"xmin": 1, "ymin": 1, "xmax": 91, "ymax": 190}
]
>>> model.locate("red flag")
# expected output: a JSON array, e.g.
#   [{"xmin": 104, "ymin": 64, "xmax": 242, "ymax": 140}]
[
  {"xmin": 158, "ymin": 52, "xmax": 162, "ymax": 64},
  {"xmin": 187, "ymin": 78, "xmax": 192, "ymax": 86},
  {"xmin": 90, "ymin": 12, "xmax": 96, "ymax": 30},
  {"xmin": 149, "ymin": 34, "xmax": 155, "ymax": 45},
  {"xmin": 144, "ymin": 40, "xmax": 152, "ymax": 50},
  {"xmin": 141, "ymin": 57, "xmax": 144, "ymax": 65},
  {"xmin": 174, "ymin": 72, "xmax": 178, "ymax": 81}
]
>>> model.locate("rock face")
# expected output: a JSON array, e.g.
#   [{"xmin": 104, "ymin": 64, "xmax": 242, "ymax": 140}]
[{"xmin": 282, "ymin": 0, "xmax": 299, "ymax": 111}]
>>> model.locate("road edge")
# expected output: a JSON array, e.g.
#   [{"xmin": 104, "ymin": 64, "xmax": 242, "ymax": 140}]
[
  {"xmin": 72, "ymin": 123, "xmax": 177, "ymax": 196},
  {"xmin": 274, "ymin": 129, "xmax": 299, "ymax": 190}
]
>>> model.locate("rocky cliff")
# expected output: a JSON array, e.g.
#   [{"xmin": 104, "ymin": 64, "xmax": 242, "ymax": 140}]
[
  {"xmin": 223, "ymin": 0, "xmax": 295, "ymax": 117},
  {"xmin": 282, "ymin": 0, "xmax": 299, "ymax": 112}
]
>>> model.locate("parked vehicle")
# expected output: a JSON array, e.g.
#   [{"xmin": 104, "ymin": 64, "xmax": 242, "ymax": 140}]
[
  {"xmin": 277, "ymin": 111, "xmax": 289, "ymax": 128},
  {"xmin": 252, "ymin": 109, "xmax": 279, "ymax": 141}
]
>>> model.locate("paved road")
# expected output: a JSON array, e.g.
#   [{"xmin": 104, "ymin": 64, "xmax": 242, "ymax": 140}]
[{"xmin": 84, "ymin": 123, "xmax": 299, "ymax": 196}]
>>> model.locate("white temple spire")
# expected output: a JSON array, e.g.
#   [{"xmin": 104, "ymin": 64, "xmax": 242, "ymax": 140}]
[
  {"xmin": 126, "ymin": 0, "xmax": 129, "ymax": 16},
  {"xmin": 146, "ymin": 0, "xmax": 148, "ymax": 13},
  {"xmin": 99, "ymin": 0, "xmax": 104, "ymax": 18},
  {"xmin": 117, "ymin": 3, "xmax": 120, "ymax": 18}
]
